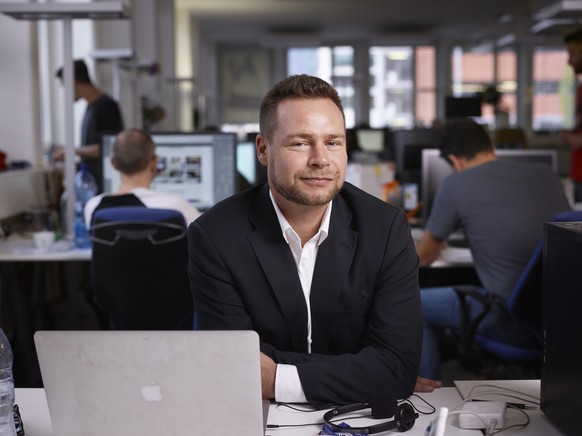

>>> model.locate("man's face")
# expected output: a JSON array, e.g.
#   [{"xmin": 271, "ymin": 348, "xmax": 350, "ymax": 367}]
[
  {"xmin": 59, "ymin": 78, "xmax": 82, "ymax": 101},
  {"xmin": 258, "ymin": 98, "xmax": 347, "ymax": 208},
  {"xmin": 567, "ymin": 42, "xmax": 582, "ymax": 74}
]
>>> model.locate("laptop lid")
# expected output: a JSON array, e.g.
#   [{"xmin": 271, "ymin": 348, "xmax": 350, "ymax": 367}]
[{"xmin": 34, "ymin": 330, "xmax": 266, "ymax": 436}]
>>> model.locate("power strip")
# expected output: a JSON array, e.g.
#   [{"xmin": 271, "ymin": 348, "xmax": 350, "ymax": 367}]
[{"xmin": 459, "ymin": 401, "xmax": 506, "ymax": 429}]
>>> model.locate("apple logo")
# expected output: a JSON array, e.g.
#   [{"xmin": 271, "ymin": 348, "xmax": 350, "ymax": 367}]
[{"xmin": 141, "ymin": 382, "xmax": 163, "ymax": 401}]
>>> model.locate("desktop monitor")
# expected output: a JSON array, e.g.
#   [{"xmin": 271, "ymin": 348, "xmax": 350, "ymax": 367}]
[
  {"xmin": 237, "ymin": 140, "xmax": 267, "ymax": 186},
  {"xmin": 421, "ymin": 148, "xmax": 558, "ymax": 226},
  {"xmin": 541, "ymin": 221, "xmax": 582, "ymax": 436},
  {"xmin": 102, "ymin": 132, "xmax": 237, "ymax": 211},
  {"xmin": 445, "ymin": 95, "xmax": 482, "ymax": 118},
  {"xmin": 355, "ymin": 128, "xmax": 385, "ymax": 154},
  {"xmin": 392, "ymin": 128, "xmax": 442, "ymax": 184}
]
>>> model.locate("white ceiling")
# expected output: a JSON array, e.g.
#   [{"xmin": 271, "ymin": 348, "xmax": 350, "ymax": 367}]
[{"xmin": 174, "ymin": 0, "xmax": 574, "ymax": 43}]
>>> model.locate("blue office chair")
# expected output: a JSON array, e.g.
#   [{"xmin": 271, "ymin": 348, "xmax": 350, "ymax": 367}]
[
  {"xmin": 90, "ymin": 206, "xmax": 194, "ymax": 330},
  {"xmin": 452, "ymin": 210, "xmax": 582, "ymax": 376}
]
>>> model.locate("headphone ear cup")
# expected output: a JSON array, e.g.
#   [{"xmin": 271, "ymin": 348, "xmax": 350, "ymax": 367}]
[
  {"xmin": 370, "ymin": 393, "xmax": 397, "ymax": 419},
  {"xmin": 395, "ymin": 403, "xmax": 417, "ymax": 432}
]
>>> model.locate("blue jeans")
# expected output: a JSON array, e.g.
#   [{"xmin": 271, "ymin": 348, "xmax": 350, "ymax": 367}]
[{"xmin": 419, "ymin": 286, "xmax": 539, "ymax": 379}]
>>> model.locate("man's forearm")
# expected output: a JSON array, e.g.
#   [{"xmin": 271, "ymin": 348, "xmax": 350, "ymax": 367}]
[{"xmin": 76, "ymin": 144, "xmax": 100, "ymax": 159}]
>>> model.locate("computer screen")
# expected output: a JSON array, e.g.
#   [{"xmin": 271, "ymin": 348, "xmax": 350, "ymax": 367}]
[
  {"xmin": 236, "ymin": 141, "xmax": 258, "ymax": 185},
  {"xmin": 392, "ymin": 128, "xmax": 442, "ymax": 182},
  {"xmin": 445, "ymin": 95, "xmax": 482, "ymax": 118},
  {"xmin": 355, "ymin": 129, "xmax": 385, "ymax": 153},
  {"xmin": 421, "ymin": 148, "xmax": 558, "ymax": 226},
  {"xmin": 102, "ymin": 132, "xmax": 237, "ymax": 211}
]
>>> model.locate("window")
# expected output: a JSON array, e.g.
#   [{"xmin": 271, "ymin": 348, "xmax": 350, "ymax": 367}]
[
  {"xmin": 450, "ymin": 45, "xmax": 517, "ymax": 128},
  {"xmin": 415, "ymin": 46, "xmax": 436, "ymax": 127},
  {"xmin": 369, "ymin": 46, "xmax": 436, "ymax": 129},
  {"xmin": 532, "ymin": 48, "xmax": 574, "ymax": 132},
  {"xmin": 288, "ymin": 46, "xmax": 355, "ymax": 127},
  {"xmin": 369, "ymin": 46, "xmax": 413, "ymax": 128}
]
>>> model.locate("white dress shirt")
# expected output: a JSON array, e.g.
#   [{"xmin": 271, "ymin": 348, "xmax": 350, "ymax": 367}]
[{"xmin": 269, "ymin": 190, "xmax": 332, "ymax": 403}]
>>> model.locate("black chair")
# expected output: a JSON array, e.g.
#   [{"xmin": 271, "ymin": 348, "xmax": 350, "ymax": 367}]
[
  {"xmin": 450, "ymin": 210, "xmax": 582, "ymax": 378},
  {"xmin": 90, "ymin": 206, "xmax": 194, "ymax": 330}
]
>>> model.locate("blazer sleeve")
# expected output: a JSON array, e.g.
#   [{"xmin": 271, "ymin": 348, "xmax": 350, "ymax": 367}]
[
  {"xmin": 274, "ymin": 210, "xmax": 422, "ymax": 408},
  {"xmin": 188, "ymin": 220, "xmax": 256, "ymax": 331}
]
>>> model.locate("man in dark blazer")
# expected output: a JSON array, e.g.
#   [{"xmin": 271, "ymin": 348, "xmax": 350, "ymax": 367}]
[{"xmin": 188, "ymin": 74, "xmax": 423, "ymax": 409}]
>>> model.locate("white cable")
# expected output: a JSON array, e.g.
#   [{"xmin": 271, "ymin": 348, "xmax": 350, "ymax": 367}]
[
  {"xmin": 465, "ymin": 384, "xmax": 540, "ymax": 404},
  {"xmin": 452, "ymin": 383, "xmax": 535, "ymax": 434}
]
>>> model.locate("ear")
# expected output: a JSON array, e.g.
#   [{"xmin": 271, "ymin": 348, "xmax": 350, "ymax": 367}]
[
  {"xmin": 256, "ymin": 134, "xmax": 268, "ymax": 167},
  {"xmin": 150, "ymin": 155, "xmax": 158, "ymax": 172},
  {"xmin": 448, "ymin": 154, "xmax": 464, "ymax": 172},
  {"xmin": 111, "ymin": 157, "xmax": 119, "ymax": 170}
]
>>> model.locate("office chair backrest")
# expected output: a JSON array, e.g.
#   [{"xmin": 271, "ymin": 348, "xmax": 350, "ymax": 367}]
[
  {"xmin": 90, "ymin": 206, "xmax": 194, "ymax": 330},
  {"xmin": 509, "ymin": 210, "xmax": 582, "ymax": 337}
]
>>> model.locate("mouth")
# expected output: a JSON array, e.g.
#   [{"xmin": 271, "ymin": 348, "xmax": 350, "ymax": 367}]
[{"xmin": 300, "ymin": 175, "xmax": 336, "ymax": 187}]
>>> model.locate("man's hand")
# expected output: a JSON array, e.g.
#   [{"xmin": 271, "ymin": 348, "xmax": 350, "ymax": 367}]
[
  {"xmin": 52, "ymin": 145, "xmax": 65, "ymax": 161},
  {"xmin": 260, "ymin": 352, "xmax": 276, "ymax": 400},
  {"xmin": 414, "ymin": 376, "xmax": 443, "ymax": 392},
  {"xmin": 416, "ymin": 231, "xmax": 445, "ymax": 267}
]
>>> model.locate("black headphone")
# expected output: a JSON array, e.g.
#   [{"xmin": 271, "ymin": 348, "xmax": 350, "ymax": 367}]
[{"xmin": 323, "ymin": 394, "xmax": 419, "ymax": 434}]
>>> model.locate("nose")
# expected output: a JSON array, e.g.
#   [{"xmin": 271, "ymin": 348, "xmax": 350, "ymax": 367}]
[{"xmin": 308, "ymin": 143, "xmax": 330, "ymax": 167}]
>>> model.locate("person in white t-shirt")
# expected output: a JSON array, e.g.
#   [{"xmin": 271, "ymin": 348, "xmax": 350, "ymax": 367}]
[{"xmin": 84, "ymin": 128, "xmax": 201, "ymax": 227}]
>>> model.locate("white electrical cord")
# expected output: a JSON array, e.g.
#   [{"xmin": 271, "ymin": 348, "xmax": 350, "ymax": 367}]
[{"xmin": 450, "ymin": 383, "xmax": 536, "ymax": 434}]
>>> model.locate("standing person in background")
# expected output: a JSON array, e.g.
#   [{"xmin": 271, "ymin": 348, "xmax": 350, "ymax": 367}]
[
  {"xmin": 561, "ymin": 28, "xmax": 582, "ymax": 203},
  {"xmin": 55, "ymin": 59, "xmax": 124, "ymax": 193}
]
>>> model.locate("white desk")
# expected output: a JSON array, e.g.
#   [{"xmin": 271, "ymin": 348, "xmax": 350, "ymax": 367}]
[
  {"xmin": 454, "ymin": 380, "xmax": 565, "ymax": 435},
  {"xmin": 0, "ymin": 235, "xmax": 90, "ymax": 262},
  {"xmin": 410, "ymin": 227, "xmax": 473, "ymax": 267},
  {"xmin": 15, "ymin": 387, "xmax": 479, "ymax": 436}
]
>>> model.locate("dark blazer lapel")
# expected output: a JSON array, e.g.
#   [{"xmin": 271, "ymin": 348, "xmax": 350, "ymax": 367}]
[
  {"xmin": 248, "ymin": 185, "xmax": 309, "ymax": 352},
  {"xmin": 310, "ymin": 195, "xmax": 357, "ymax": 351}
]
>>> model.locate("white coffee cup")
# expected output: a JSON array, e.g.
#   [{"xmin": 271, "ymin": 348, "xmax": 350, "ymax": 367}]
[{"xmin": 33, "ymin": 231, "xmax": 55, "ymax": 250}]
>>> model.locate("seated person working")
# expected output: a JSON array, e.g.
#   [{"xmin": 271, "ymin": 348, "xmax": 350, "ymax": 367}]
[
  {"xmin": 416, "ymin": 118, "xmax": 570, "ymax": 379},
  {"xmin": 188, "ymin": 74, "xmax": 425, "ymax": 409},
  {"xmin": 84, "ymin": 128, "xmax": 201, "ymax": 226}
]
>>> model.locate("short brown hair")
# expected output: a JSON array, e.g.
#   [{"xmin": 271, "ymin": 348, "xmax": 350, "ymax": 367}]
[
  {"xmin": 112, "ymin": 129, "xmax": 155, "ymax": 175},
  {"xmin": 55, "ymin": 59, "xmax": 92, "ymax": 84},
  {"xmin": 439, "ymin": 117, "xmax": 493, "ymax": 161},
  {"xmin": 564, "ymin": 28, "xmax": 582, "ymax": 44},
  {"xmin": 259, "ymin": 74, "xmax": 345, "ymax": 141}
]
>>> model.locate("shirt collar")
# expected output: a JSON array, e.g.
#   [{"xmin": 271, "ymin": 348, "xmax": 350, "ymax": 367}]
[{"xmin": 269, "ymin": 189, "xmax": 331, "ymax": 246}]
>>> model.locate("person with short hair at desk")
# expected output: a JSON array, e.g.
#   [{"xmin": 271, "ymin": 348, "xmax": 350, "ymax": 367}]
[
  {"xmin": 84, "ymin": 128, "xmax": 201, "ymax": 226},
  {"xmin": 416, "ymin": 118, "xmax": 570, "ymax": 379},
  {"xmin": 188, "ymin": 74, "xmax": 427, "ymax": 409}
]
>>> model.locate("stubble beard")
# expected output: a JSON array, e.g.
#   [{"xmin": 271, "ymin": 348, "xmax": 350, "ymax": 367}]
[{"xmin": 269, "ymin": 166, "xmax": 343, "ymax": 206}]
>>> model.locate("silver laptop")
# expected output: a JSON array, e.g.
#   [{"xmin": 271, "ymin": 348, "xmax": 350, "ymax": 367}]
[{"xmin": 34, "ymin": 330, "xmax": 268, "ymax": 436}]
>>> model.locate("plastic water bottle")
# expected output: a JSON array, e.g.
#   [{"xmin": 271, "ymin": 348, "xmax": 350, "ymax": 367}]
[
  {"xmin": 0, "ymin": 328, "xmax": 16, "ymax": 436},
  {"xmin": 73, "ymin": 164, "xmax": 97, "ymax": 249}
]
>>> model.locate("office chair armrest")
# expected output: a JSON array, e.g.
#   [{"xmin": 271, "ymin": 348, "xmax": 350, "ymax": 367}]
[{"xmin": 453, "ymin": 285, "xmax": 494, "ymax": 356}]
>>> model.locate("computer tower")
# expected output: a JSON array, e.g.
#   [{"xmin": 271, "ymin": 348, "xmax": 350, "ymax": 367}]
[{"xmin": 541, "ymin": 221, "xmax": 582, "ymax": 436}]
